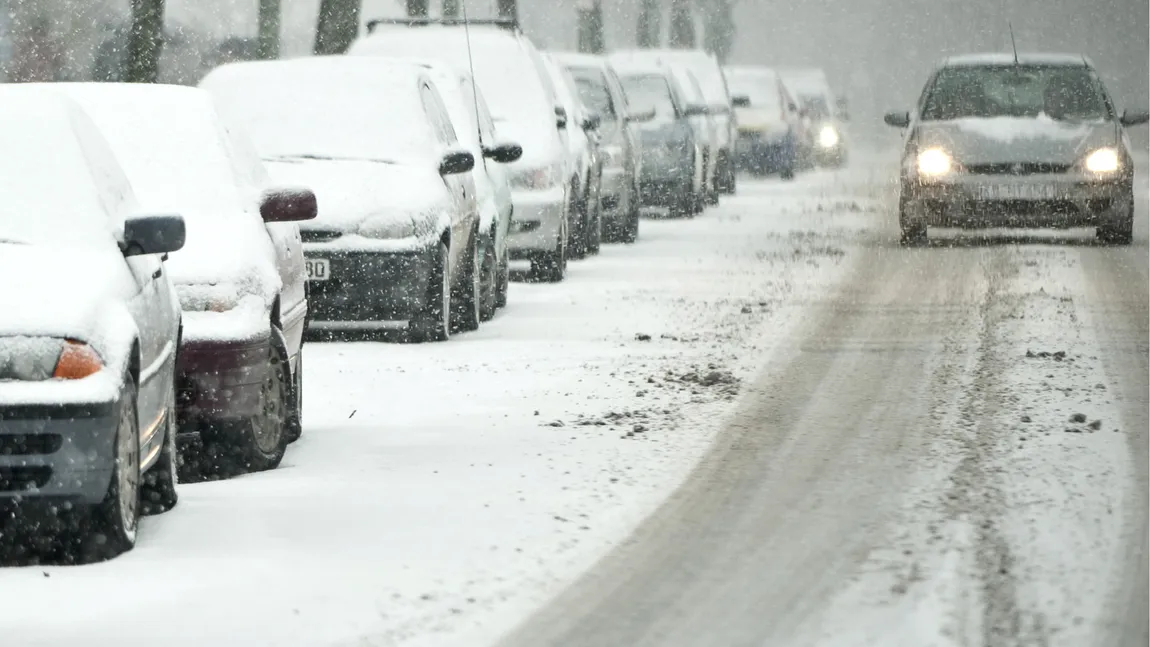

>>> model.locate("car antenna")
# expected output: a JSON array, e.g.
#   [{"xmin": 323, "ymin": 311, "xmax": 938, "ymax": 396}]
[
  {"xmin": 461, "ymin": 1, "xmax": 487, "ymax": 150},
  {"xmin": 1008, "ymin": 21, "xmax": 1019, "ymax": 65}
]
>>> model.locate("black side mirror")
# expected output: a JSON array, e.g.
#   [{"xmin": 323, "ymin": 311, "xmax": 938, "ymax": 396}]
[
  {"xmin": 681, "ymin": 104, "xmax": 708, "ymax": 118},
  {"xmin": 555, "ymin": 106, "xmax": 568, "ymax": 129},
  {"xmin": 482, "ymin": 141, "xmax": 523, "ymax": 164},
  {"xmin": 261, "ymin": 188, "xmax": 318, "ymax": 223},
  {"xmin": 731, "ymin": 95, "xmax": 751, "ymax": 108},
  {"xmin": 1120, "ymin": 109, "xmax": 1150, "ymax": 127},
  {"xmin": 581, "ymin": 112, "xmax": 602, "ymax": 131},
  {"xmin": 624, "ymin": 107, "xmax": 656, "ymax": 123},
  {"xmin": 122, "ymin": 214, "xmax": 186, "ymax": 257},
  {"xmin": 884, "ymin": 110, "xmax": 911, "ymax": 128},
  {"xmin": 439, "ymin": 149, "xmax": 475, "ymax": 175}
]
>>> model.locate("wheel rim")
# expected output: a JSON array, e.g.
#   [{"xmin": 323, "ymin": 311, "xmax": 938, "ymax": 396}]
[
  {"xmin": 252, "ymin": 351, "xmax": 287, "ymax": 454},
  {"xmin": 115, "ymin": 399, "xmax": 140, "ymax": 533}
]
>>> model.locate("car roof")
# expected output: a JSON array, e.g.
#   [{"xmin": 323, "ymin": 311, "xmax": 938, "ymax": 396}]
[
  {"xmin": 942, "ymin": 52, "xmax": 1092, "ymax": 68},
  {"xmin": 205, "ymin": 54, "xmax": 432, "ymax": 85},
  {"xmin": 725, "ymin": 65, "xmax": 780, "ymax": 79},
  {"xmin": 551, "ymin": 51, "xmax": 607, "ymax": 69},
  {"xmin": 613, "ymin": 48, "xmax": 719, "ymax": 64}
]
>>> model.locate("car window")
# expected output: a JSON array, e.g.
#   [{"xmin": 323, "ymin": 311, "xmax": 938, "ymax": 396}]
[
  {"xmin": 922, "ymin": 64, "xmax": 1110, "ymax": 121},
  {"xmin": 474, "ymin": 87, "xmax": 498, "ymax": 144},
  {"xmin": 569, "ymin": 67, "xmax": 616, "ymax": 120},
  {"xmin": 420, "ymin": 82, "xmax": 458, "ymax": 146},
  {"xmin": 620, "ymin": 73, "xmax": 678, "ymax": 120}
]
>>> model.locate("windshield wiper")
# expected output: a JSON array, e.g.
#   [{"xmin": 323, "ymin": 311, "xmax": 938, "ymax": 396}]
[{"xmin": 267, "ymin": 153, "xmax": 398, "ymax": 165}]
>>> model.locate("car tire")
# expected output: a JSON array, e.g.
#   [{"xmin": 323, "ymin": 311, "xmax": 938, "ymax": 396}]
[
  {"xmin": 780, "ymin": 166, "xmax": 796, "ymax": 181},
  {"xmin": 898, "ymin": 196, "xmax": 928, "ymax": 246},
  {"xmin": 140, "ymin": 385, "xmax": 178, "ymax": 516},
  {"xmin": 567, "ymin": 182, "xmax": 587, "ymax": 261},
  {"xmin": 530, "ymin": 216, "xmax": 567, "ymax": 283},
  {"xmin": 231, "ymin": 330, "xmax": 290, "ymax": 473},
  {"xmin": 450, "ymin": 232, "xmax": 482, "ymax": 333},
  {"xmin": 586, "ymin": 188, "xmax": 603, "ymax": 255},
  {"xmin": 285, "ymin": 347, "xmax": 303, "ymax": 443},
  {"xmin": 1098, "ymin": 200, "xmax": 1134, "ymax": 245},
  {"xmin": 495, "ymin": 244, "xmax": 509, "ymax": 309},
  {"xmin": 480, "ymin": 231, "xmax": 499, "ymax": 322},
  {"xmin": 91, "ymin": 373, "xmax": 141, "ymax": 555},
  {"xmin": 718, "ymin": 152, "xmax": 736, "ymax": 194},
  {"xmin": 409, "ymin": 241, "xmax": 451, "ymax": 342}
]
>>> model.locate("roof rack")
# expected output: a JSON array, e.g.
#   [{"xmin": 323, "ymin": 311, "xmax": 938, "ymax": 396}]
[{"xmin": 365, "ymin": 17, "xmax": 520, "ymax": 34}]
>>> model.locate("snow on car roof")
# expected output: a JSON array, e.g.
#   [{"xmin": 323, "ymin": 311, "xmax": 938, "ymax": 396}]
[
  {"xmin": 552, "ymin": 51, "xmax": 608, "ymax": 70},
  {"xmin": 200, "ymin": 56, "xmax": 440, "ymax": 164},
  {"xmin": 726, "ymin": 65, "xmax": 781, "ymax": 83},
  {"xmin": 611, "ymin": 48, "xmax": 729, "ymax": 106},
  {"xmin": 0, "ymin": 87, "xmax": 137, "ymax": 249},
  {"xmin": 942, "ymin": 52, "xmax": 1092, "ymax": 67}
]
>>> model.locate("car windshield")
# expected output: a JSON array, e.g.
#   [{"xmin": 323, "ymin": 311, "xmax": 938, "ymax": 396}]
[
  {"xmin": 800, "ymin": 95, "xmax": 831, "ymax": 118},
  {"xmin": 620, "ymin": 73, "xmax": 677, "ymax": 120},
  {"xmin": 922, "ymin": 64, "xmax": 1110, "ymax": 121},
  {"xmin": 569, "ymin": 67, "xmax": 616, "ymax": 119},
  {"xmin": 728, "ymin": 74, "xmax": 781, "ymax": 112}
]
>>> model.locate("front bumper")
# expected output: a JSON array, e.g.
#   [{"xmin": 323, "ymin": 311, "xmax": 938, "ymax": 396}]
[
  {"xmin": 0, "ymin": 400, "xmax": 118, "ymax": 505},
  {"xmin": 735, "ymin": 131, "xmax": 795, "ymax": 171},
  {"xmin": 304, "ymin": 246, "xmax": 437, "ymax": 327},
  {"xmin": 902, "ymin": 174, "xmax": 1132, "ymax": 228},
  {"xmin": 177, "ymin": 336, "xmax": 272, "ymax": 427},
  {"xmin": 508, "ymin": 186, "xmax": 566, "ymax": 257}
]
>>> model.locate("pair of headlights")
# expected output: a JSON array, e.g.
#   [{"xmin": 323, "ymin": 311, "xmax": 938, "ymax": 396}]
[{"xmin": 916, "ymin": 147, "xmax": 1122, "ymax": 176}]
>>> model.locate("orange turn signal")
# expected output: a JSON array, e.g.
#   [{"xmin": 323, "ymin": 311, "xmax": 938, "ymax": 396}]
[{"xmin": 54, "ymin": 340, "xmax": 103, "ymax": 380}]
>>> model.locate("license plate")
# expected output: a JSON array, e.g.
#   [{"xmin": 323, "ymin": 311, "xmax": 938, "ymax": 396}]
[
  {"xmin": 306, "ymin": 259, "xmax": 330, "ymax": 282},
  {"xmin": 977, "ymin": 184, "xmax": 1058, "ymax": 200}
]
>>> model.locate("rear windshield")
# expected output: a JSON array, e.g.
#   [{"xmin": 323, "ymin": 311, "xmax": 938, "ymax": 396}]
[
  {"xmin": 619, "ymin": 74, "xmax": 677, "ymax": 120},
  {"xmin": 568, "ymin": 67, "xmax": 616, "ymax": 119},
  {"xmin": 923, "ymin": 64, "xmax": 1110, "ymax": 121},
  {"xmin": 728, "ymin": 74, "xmax": 781, "ymax": 112}
]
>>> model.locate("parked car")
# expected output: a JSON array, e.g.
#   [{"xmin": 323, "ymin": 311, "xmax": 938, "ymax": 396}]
[
  {"xmin": 0, "ymin": 89, "xmax": 186, "ymax": 553},
  {"xmin": 780, "ymin": 67, "xmax": 849, "ymax": 167},
  {"xmin": 412, "ymin": 59, "xmax": 523, "ymax": 320},
  {"xmin": 350, "ymin": 19, "xmax": 571, "ymax": 282},
  {"xmin": 542, "ymin": 52, "xmax": 604, "ymax": 258},
  {"xmin": 201, "ymin": 56, "xmax": 482, "ymax": 341},
  {"xmin": 884, "ymin": 52, "xmax": 1149, "ymax": 244},
  {"xmin": 40, "ymin": 83, "xmax": 317, "ymax": 471},
  {"xmin": 614, "ymin": 61, "xmax": 708, "ymax": 218},
  {"xmin": 611, "ymin": 48, "xmax": 737, "ymax": 196},
  {"xmin": 667, "ymin": 64, "xmax": 722, "ymax": 208},
  {"xmin": 554, "ymin": 52, "xmax": 651, "ymax": 244},
  {"xmin": 725, "ymin": 65, "xmax": 803, "ymax": 179}
]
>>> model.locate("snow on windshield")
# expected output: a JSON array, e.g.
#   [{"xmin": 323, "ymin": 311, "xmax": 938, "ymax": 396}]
[
  {"xmin": 619, "ymin": 73, "xmax": 677, "ymax": 121},
  {"xmin": 200, "ymin": 58, "xmax": 439, "ymax": 163},
  {"xmin": 923, "ymin": 65, "xmax": 1110, "ymax": 121}
]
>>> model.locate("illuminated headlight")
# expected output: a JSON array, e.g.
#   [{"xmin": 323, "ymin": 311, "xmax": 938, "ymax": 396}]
[
  {"xmin": 917, "ymin": 148, "xmax": 953, "ymax": 176},
  {"xmin": 510, "ymin": 164, "xmax": 562, "ymax": 190},
  {"xmin": 1084, "ymin": 148, "xmax": 1120, "ymax": 174},
  {"xmin": 818, "ymin": 125, "xmax": 839, "ymax": 148}
]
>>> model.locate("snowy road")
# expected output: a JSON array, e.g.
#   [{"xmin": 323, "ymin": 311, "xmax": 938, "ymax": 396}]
[
  {"xmin": 497, "ymin": 160, "xmax": 1150, "ymax": 647},
  {"xmin": 4, "ymin": 149, "xmax": 1146, "ymax": 647}
]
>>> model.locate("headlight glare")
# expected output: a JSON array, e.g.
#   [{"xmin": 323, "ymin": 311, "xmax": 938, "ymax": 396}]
[
  {"xmin": 917, "ymin": 148, "xmax": 953, "ymax": 176},
  {"xmin": 1085, "ymin": 148, "xmax": 1120, "ymax": 173},
  {"xmin": 818, "ymin": 125, "xmax": 839, "ymax": 148}
]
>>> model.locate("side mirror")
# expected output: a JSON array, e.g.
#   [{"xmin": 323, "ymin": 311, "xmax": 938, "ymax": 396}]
[
  {"xmin": 122, "ymin": 214, "xmax": 186, "ymax": 257},
  {"xmin": 681, "ymin": 104, "xmax": 708, "ymax": 118},
  {"xmin": 884, "ymin": 111, "xmax": 911, "ymax": 128},
  {"xmin": 261, "ymin": 187, "xmax": 318, "ymax": 223},
  {"xmin": 482, "ymin": 141, "xmax": 523, "ymax": 164},
  {"xmin": 439, "ymin": 149, "xmax": 475, "ymax": 175},
  {"xmin": 624, "ymin": 107, "xmax": 656, "ymax": 123},
  {"xmin": 555, "ymin": 106, "xmax": 568, "ymax": 129},
  {"xmin": 731, "ymin": 95, "xmax": 751, "ymax": 108},
  {"xmin": 1120, "ymin": 109, "xmax": 1150, "ymax": 127},
  {"xmin": 581, "ymin": 112, "xmax": 602, "ymax": 131}
]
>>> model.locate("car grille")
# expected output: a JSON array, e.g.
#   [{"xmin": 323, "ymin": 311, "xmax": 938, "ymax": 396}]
[
  {"xmin": 971, "ymin": 199, "xmax": 1079, "ymax": 216},
  {"xmin": 0, "ymin": 433, "xmax": 62, "ymax": 456},
  {"xmin": 965, "ymin": 162, "xmax": 1072, "ymax": 176},
  {"xmin": 300, "ymin": 229, "xmax": 344, "ymax": 244},
  {"xmin": 0, "ymin": 466, "xmax": 51, "ymax": 490}
]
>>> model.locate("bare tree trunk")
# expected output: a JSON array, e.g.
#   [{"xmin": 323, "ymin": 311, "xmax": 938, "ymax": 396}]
[
  {"xmin": 668, "ymin": 0, "xmax": 694, "ymax": 49},
  {"xmin": 406, "ymin": 0, "xmax": 428, "ymax": 17},
  {"xmin": 577, "ymin": 0, "xmax": 605, "ymax": 54},
  {"xmin": 702, "ymin": 0, "xmax": 734, "ymax": 63},
  {"xmin": 125, "ymin": 0, "xmax": 165, "ymax": 83},
  {"xmin": 636, "ymin": 0, "xmax": 660, "ymax": 48},
  {"xmin": 257, "ymin": 0, "xmax": 281, "ymax": 60},
  {"xmin": 496, "ymin": 0, "xmax": 517, "ymax": 22},
  {"xmin": 314, "ymin": 0, "xmax": 361, "ymax": 55},
  {"xmin": 442, "ymin": 0, "xmax": 460, "ymax": 19}
]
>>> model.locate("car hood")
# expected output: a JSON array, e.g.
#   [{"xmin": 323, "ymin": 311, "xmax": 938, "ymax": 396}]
[
  {"xmin": 265, "ymin": 158, "xmax": 450, "ymax": 236},
  {"xmin": 161, "ymin": 207, "xmax": 282, "ymax": 306},
  {"xmin": 916, "ymin": 116, "xmax": 1115, "ymax": 165},
  {"xmin": 0, "ymin": 242, "xmax": 137, "ymax": 348}
]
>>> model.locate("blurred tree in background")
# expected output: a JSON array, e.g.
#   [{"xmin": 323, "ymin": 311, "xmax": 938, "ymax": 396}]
[
  {"xmin": 405, "ymin": 0, "xmax": 428, "ymax": 18},
  {"xmin": 314, "ymin": 0, "xmax": 360, "ymax": 54},
  {"xmin": 496, "ymin": 0, "xmax": 517, "ymax": 22},
  {"xmin": 577, "ymin": 0, "xmax": 605, "ymax": 54},
  {"xmin": 442, "ymin": 0, "xmax": 460, "ymax": 19},
  {"xmin": 702, "ymin": 0, "xmax": 734, "ymax": 62},
  {"xmin": 668, "ymin": 0, "xmax": 694, "ymax": 48},
  {"xmin": 635, "ymin": 0, "xmax": 660, "ymax": 48},
  {"xmin": 257, "ymin": 0, "xmax": 280, "ymax": 59},
  {"xmin": 125, "ymin": 0, "xmax": 166, "ymax": 82}
]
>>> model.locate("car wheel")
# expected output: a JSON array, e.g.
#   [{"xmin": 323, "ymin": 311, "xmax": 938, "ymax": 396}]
[
  {"xmin": 480, "ymin": 232, "xmax": 499, "ymax": 322},
  {"xmin": 408, "ymin": 241, "xmax": 451, "ymax": 342},
  {"xmin": 1098, "ymin": 200, "xmax": 1134, "ymax": 245},
  {"xmin": 530, "ymin": 214, "xmax": 567, "ymax": 282},
  {"xmin": 586, "ymin": 187, "xmax": 603, "ymax": 255},
  {"xmin": 719, "ymin": 153, "xmax": 736, "ymax": 194},
  {"xmin": 780, "ymin": 166, "xmax": 796, "ymax": 181},
  {"xmin": 91, "ymin": 373, "xmax": 141, "ymax": 555},
  {"xmin": 140, "ymin": 385, "xmax": 178, "ymax": 516},
  {"xmin": 285, "ymin": 347, "xmax": 303, "ymax": 443},
  {"xmin": 495, "ymin": 245, "xmax": 509, "ymax": 309},
  {"xmin": 450, "ymin": 232, "xmax": 482, "ymax": 333},
  {"xmin": 232, "ymin": 331, "xmax": 290, "ymax": 473}
]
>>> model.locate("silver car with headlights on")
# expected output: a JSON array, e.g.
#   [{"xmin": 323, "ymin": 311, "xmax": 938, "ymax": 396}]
[{"xmin": 885, "ymin": 53, "xmax": 1148, "ymax": 245}]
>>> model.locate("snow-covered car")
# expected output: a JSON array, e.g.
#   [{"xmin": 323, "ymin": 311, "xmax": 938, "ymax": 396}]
[
  {"xmin": 0, "ymin": 90, "xmax": 186, "ymax": 553},
  {"xmin": 555, "ymin": 52, "xmax": 652, "ymax": 244},
  {"xmin": 542, "ymin": 51, "xmax": 604, "ymax": 258},
  {"xmin": 780, "ymin": 67, "xmax": 848, "ymax": 168},
  {"xmin": 350, "ymin": 20, "xmax": 571, "ymax": 282},
  {"xmin": 885, "ymin": 53, "xmax": 1149, "ymax": 245},
  {"xmin": 40, "ymin": 83, "xmax": 318, "ymax": 471},
  {"xmin": 411, "ymin": 59, "xmax": 523, "ymax": 321},
  {"xmin": 726, "ymin": 65, "xmax": 803, "ymax": 179},
  {"xmin": 201, "ymin": 56, "xmax": 482, "ymax": 341},
  {"xmin": 614, "ymin": 62, "xmax": 709, "ymax": 218},
  {"xmin": 612, "ymin": 48, "xmax": 737, "ymax": 196},
  {"xmin": 668, "ymin": 64, "xmax": 722, "ymax": 207}
]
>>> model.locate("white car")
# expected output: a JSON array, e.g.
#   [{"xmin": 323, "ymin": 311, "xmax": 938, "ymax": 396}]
[
  {"xmin": 39, "ymin": 82, "xmax": 318, "ymax": 472},
  {"xmin": 779, "ymin": 67, "xmax": 849, "ymax": 167},
  {"xmin": 0, "ymin": 89, "xmax": 186, "ymax": 554},
  {"xmin": 201, "ymin": 56, "xmax": 482, "ymax": 342},
  {"xmin": 725, "ymin": 65, "xmax": 804, "ymax": 179},
  {"xmin": 350, "ymin": 20, "xmax": 571, "ymax": 282}
]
